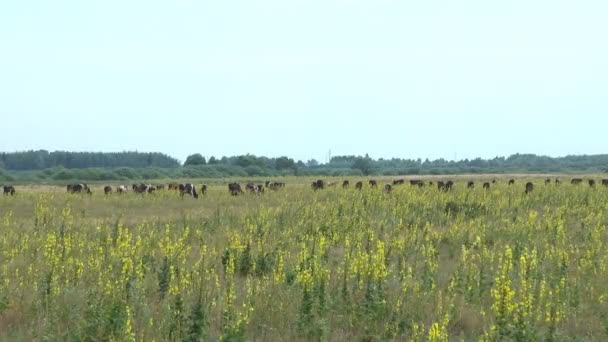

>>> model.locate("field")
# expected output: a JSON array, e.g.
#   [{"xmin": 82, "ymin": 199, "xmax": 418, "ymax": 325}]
[{"xmin": 1, "ymin": 176, "xmax": 608, "ymax": 341}]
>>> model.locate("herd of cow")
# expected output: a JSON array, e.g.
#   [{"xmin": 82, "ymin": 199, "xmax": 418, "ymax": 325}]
[
  {"xmin": 311, "ymin": 177, "xmax": 608, "ymax": 194},
  {"xmin": 2, "ymin": 178, "xmax": 607, "ymax": 197}
]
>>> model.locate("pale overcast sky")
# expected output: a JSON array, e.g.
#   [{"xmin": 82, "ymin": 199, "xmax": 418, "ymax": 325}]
[{"xmin": 1, "ymin": 0, "xmax": 606, "ymax": 163}]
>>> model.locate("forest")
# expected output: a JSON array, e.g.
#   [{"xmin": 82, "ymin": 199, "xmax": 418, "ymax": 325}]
[{"xmin": 0, "ymin": 150, "xmax": 607, "ymax": 183}]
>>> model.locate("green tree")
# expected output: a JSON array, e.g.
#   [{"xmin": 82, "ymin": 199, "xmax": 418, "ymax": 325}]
[
  {"xmin": 184, "ymin": 154, "xmax": 206, "ymax": 166},
  {"xmin": 352, "ymin": 155, "xmax": 373, "ymax": 175}
]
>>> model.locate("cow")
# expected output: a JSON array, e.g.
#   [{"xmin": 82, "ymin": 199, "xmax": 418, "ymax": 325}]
[
  {"xmin": 168, "ymin": 183, "xmax": 179, "ymax": 191},
  {"xmin": 571, "ymin": 178, "xmax": 583, "ymax": 185},
  {"xmin": 117, "ymin": 185, "xmax": 128, "ymax": 194},
  {"xmin": 132, "ymin": 183, "xmax": 150, "ymax": 194},
  {"xmin": 508, "ymin": 179, "xmax": 515, "ymax": 185},
  {"xmin": 545, "ymin": 178, "xmax": 552, "ymax": 185},
  {"xmin": 3, "ymin": 185, "xmax": 15, "ymax": 196},
  {"xmin": 228, "ymin": 183, "xmax": 243, "ymax": 196},
  {"xmin": 483, "ymin": 182, "xmax": 490, "ymax": 190},
  {"xmin": 147, "ymin": 185, "xmax": 157, "ymax": 193},
  {"xmin": 445, "ymin": 180, "xmax": 454, "ymax": 191},
  {"xmin": 393, "ymin": 179, "xmax": 405, "ymax": 185},
  {"xmin": 311, "ymin": 180, "xmax": 324, "ymax": 191},
  {"xmin": 492, "ymin": 179, "xmax": 497, "ymax": 184},
  {"xmin": 409, "ymin": 179, "xmax": 423, "ymax": 186},
  {"xmin": 602, "ymin": 179, "xmax": 608, "ymax": 187},
  {"xmin": 246, "ymin": 183, "xmax": 264, "ymax": 194},
  {"xmin": 355, "ymin": 181, "xmax": 363, "ymax": 190},
  {"xmin": 156, "ymin": 184, "xmax": 166, "ymax": 190},
  {"xmin": 384, "ymin": 184, "xmax": 392, "ymax": 193},
  {"xmin": 467, "ymin": 181, "xmax": 475, "ymax": 189},
  {"xmin": 555, "ymin": 179, "xmax": 560, "ymax": 184},
  {"xmin": 327, "ymin": 181, "xmax": 337, "ymax": 187},
  {"xmin": 342, "ymin": 180, "xmax": 350, "ymax": 188},
  {"xmin": 437, "ymin": 181, "xmax": 446, "ymax": 191},
  {"xmin": 525, "ymin": 182, "xmax": 534, "ymax": 194},
  {"xmin": 589, "ymin": 179, "xmax": 596, "ymax": 187},
  {"xmin": 200, "ymin": 184, "xmax": 208, "ymax": 195},
  {"xmin": 104, "ymin": 186, "xmax": 112, "ymax": 195},
  {"xmin": 180, "ymin": 183, "xmax": 199, "ymax": 198},
  {"xmin": 428, "ymin": 181, "xmax": 434, "ymax": 187},
  {"xmin": 369, "ymin": 180, "xmax": 378, "ymax": 188},
  {"xmin": 67, "ymin": 184, "xmax": 91, "ymax": 194}
]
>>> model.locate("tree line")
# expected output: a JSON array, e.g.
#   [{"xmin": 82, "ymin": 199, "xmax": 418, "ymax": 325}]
[{"xmin": 0, "ymin": 151, "xmax": 607, "ymax": 183}]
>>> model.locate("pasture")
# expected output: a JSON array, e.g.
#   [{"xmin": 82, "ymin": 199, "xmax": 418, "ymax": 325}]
[{"xmin": 1, "ymin": 176, "xmax": 608, "ymax": 341}]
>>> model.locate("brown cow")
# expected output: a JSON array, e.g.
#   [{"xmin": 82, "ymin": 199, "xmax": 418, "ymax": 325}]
[
  {"xmin": 483, "ymin": 182, "xmax": 490, "ymax": 190},
  {"xmin": 467, "ymin": 181, "xmax": 474, "ymax": 189},
  {"xmin": 200, "ymin": 184, "xmax": 208, "ymax": 195},
  {"xmin": 508, "ymin": 179, "xmax": 515, "ymax": 185},
  {"xmin": 228, "ymin": 183, "xmax": 243, "ymax": 196},
  {"xmin": 384, "ymin": 184, "xmax": 392, "ymax": 193},
  {"xmin": 342, "ymin": 180, "xmax": 350, "ymax": 188},
  {"xmin": 355, "ymin": 181, "xmax": 363, "ymax": 190},
  {"xmin": 393, "ymin": 179, "xmax": 405, "ymax": 185},
  {"xmin": 589, "ymin": 179, "xmax": 596, "ymax": 187},
  {"xmin": 602, "ymin": 179, "xmax": 608, "ymax": 187},
  {"xmin": 571, "ymin": 178, "xmax": 583, "ymax": 185},
  {"xmin": 369, "ymin": 180, "xmax": 378, "ymax": 188},
  {"xmin": 104, "ymin": 186, "xmax": 112, "ymax": 195},
  {"xmin": 545, "ymin": 178, "xmax": 551, "ymax": 185}
]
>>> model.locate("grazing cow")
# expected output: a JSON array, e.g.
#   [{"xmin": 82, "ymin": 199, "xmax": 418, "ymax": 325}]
[
  {"xmin": 180, "ymin": 183, "xmax": 199, "ymax": 198},
  {"xmin": 571, "ymin": 178, "xmax": 583, "ymax": 185},
  {"xmin": 132, "ymin": 183, "xmax": 151, "ymax": 194},
  {"xmin": 3, "ymin": 185, "xmax": 15, "ymax": 196},
  {"xmin": 384, "ymin": 184, "xmax": 392, "ymax": 193},
  {"xmin": 589, "ymin": 179, "xmax": 596, "ymax": 187},
  {"xmin": 311, "ymin": 180, "xmax": 324, "ymax": 191},
  {"xmin": 467, "ymin": 181, "xmax": 474, "ymax": 189},
  {"xmin": 343, "ymin": 180, "xmax": 350, "ymax": 188},
  {"xmin": 437, "ymin": 181, "xmax": 446, "ymax": 191},
  {"xmin": 117, "ymin": 185, "xmax": 128, "ymax": 194},
  {"xmin": 228, "ymin": 183, "xmax": 243, "ymax": 196},
  {"xmin": 545, "ymin": 178, "xmax": 552, "ymax": 185},
  {"xmin": 355, "ymin": 181, "xmax": 363, "ymax": 190},
  {"xmin": 508, "ymin": 179, "xmax": 515, "ymax": 185},
  {"xmin": 445, "ymin": 180, "xmax": 454, "ymax": 191},
  {"xmin": 168, "ymin": 183, "xmax": 179, "ymax": 190},
  {"xmin": 602, "ymin": 179, "xmax": 608, "ymax": 186},
  {"xmin": 483, "ymin": 182, "xmax": 490, "ymax": 190},
  {"xmin": 156, "ymin": 184, "xmax": 165, "ymax": 190},
  {"xmin": 428, "ymin": 181, "xmax": 434, "ymax": 187},
  {"xmin": 525, "ymin": 182, "xmax": 534, "ymax": 194},
  {"xmin": 492, "ymin": 179, "xmax": 497, "ymax": 184},
  {"xmin": 104, "ymin": 186, "xmax": 112, "ymax": 195},
  {"xmin": 369, "ymin": 180, "xmax": 378, "ymax": 188},
  {"xmin": 555, "ymin": 179, "xmax": 560, "ymax": 184},
  {"xmin": 147, "ymin": 185, "xmax": 157, "ymax": 193},
  {"xmin": 67, "ymin": 183, "xmax": 91, "ymax": 194},
  {"xmin": 409, "ymin": 179, "xmax": 423, "ymax": 186},
  {"xmin": 246, "ymin": 182, "xmax": 264, "ymax": 194},
  {"xmin": 393, "ymin": 179, "xmax": 405, "ymax": 185},
  {"xmin": 200, "ymin": 184, "xmax": 208, "ymax": 195}
]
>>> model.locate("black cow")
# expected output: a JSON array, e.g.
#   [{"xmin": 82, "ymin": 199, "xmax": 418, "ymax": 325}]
[
  {"xmin": 180, "ymin": 183, "xmax": 199, "ymax": 198},
  {"xmin": 483, "ymin": 182, "xmax": 490, "ymax": 190},
  {"xmin": 369, "ymin": 180, "xmax": 378, "ymax": 188},
  {"xmin": 508, "ymin": 179, "xmax": 515, "ymax": 185},
  {"xmin": 104, "ymin": 186, "xmax": 112, "ymax": 195},
  {"xmin": 589, "ymin": 179, "xmax": 596, "ymax": 187},
  {"xmin": 409, "ymin": 179, "xmax": 423, "ymax": 187},
  {"xmin": 602, "ymin": 179, "xmax": 608, "ymax": 187},
  {"xmin": 545, "ymin": 178, "xmax": 552, "ymax": 185},
  {"xmin": 342, "ymin": 180, "xmax": 350, "ymax": 188},
  {"xmin": 437, "ymin": 181, "xmax": 446, "ymax": 191},
  {"xmin": 132, "ymin": 183, "xmax": 151, "ymax": 194},
  {"xmin": 200, "ymin": 184, "xmax": 208, "ymax": 195},
  {"xmin": 571, "ymin": 178, "xmax": 583, "ymax": 185},
  {"xmin": 355, "ymin": 181, "xmax": 363, "ymax": 190},
  {"xmin": 68, "ymin": 184, "xmax": 91, "ymax": 194},
  {"xmin": 228, "ymin": 183, "xmax": 243, "ymax": 196},
  {"xmin": 467, "ymin": 181, "xmax": 474, "ymax": 189},
  {"xmin": 384, "ymin": 184, "xmax": 392, "ymax": 193},
  {"xmin": 393, "ymin": 179, "xmax": 405, "ymax": 185},
  {"xmin": 525, "ymin": 182, "xmax": 534, "ymax": 194},
  {"xmin": 3, "ymin": 186, "xmax": 15, "ymax": 196},
  {"xmin": 311, "ymin": 180, "xmax": 324, "ymax": 191},
  {"xmin": 445, "ymin": 180, "xmax": 454, "ymax": 191}
]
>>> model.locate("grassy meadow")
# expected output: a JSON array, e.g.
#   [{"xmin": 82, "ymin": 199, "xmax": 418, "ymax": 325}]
[{"xmin": 1, "ymin": 175, "xmax": 608, "ymax": 341}]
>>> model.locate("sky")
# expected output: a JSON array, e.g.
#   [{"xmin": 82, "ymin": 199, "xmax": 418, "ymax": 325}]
[{"xmin": 1, "ymin": 0, "xmax": 607, "ymax": 164}]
